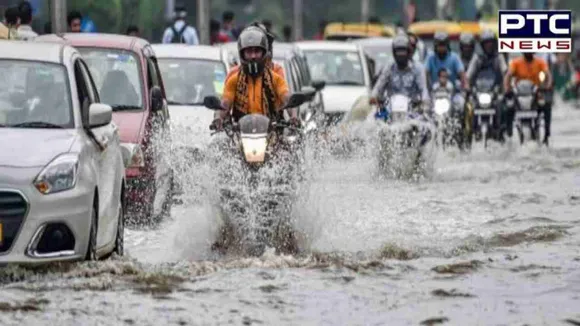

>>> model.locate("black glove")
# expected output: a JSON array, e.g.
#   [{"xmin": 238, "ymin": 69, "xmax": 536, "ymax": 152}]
[
  {"xmin": 289, "ymin": 117, "xmax": 300, "ymax": 128},
  {"xmin": 209, "ymin": 118, "xmax": 223, "ymax": 131}
]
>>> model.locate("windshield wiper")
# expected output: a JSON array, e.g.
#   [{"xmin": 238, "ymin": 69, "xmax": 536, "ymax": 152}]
[
  {"xmin": 9, "ymin": 121, "xmax": 64, "ymax": 128},
  {"xmin": 112, "ymin": 105, "xmax": 142, "ymax": 111},
  {"xmin": 332, "ymin": 81, "xmax": 363, "ymax": 86},
  {"xmin": 167, "ymin": 101, "xmax": 204, "ymax": 106}
]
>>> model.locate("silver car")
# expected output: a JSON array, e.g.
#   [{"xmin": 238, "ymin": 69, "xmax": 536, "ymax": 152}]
[{"xmin": 0, "ymin": 41, "xmax": 126, "ymax": 263}]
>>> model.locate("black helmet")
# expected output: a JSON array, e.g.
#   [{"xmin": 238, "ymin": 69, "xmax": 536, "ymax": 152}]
[
  {"xmin": 434, "ymin": 31, "xmax": 450, "ymax": 59},
  {"xmin": 459, "ymin": 32, "xmax": 475, "ymax": 47},
  {"xmin": 459, "ymin": 32, "xmax": 475, "ymax": 60},
  {"xmin": 249, "ymin": 21, "xmax": 274, "ymax": 58},
  {"xmin": 238, "ymin": 27, "xmax": 269, "ymax": 76},
  {"xmin": 392, "ymin": 34, "xmax": 410, "ymax": 68},
  {"xmin": 434, "ymin": 31, "xmax": 449, "ymax": 48},
  {"xmin": 479, "ymin": 29, "xmax": 497, "ymax": 56}
]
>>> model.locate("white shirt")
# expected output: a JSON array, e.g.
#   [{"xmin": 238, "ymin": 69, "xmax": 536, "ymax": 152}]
[
  {"xmin": 162, "ymin": 20, "xmax": 199, "ymax": 45},
  {"xmin": 17, "ymin": 25, "xmax": 38, "ymax": 41}
]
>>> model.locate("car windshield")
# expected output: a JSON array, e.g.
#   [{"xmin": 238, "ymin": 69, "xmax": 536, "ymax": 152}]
[
  {"xmin": 362, "ymin": 44, "xmax": 393, "ymax": 70},
  {"xmin": 0, "ymin": 60, "xmax": 73, "ymax": 128},
  {"xmin": 304, "ymin": 50, "xmax": 365, "ymax": 86},
  {"xmin": 78, "ymin": 48, "xmax": 143, "ymax": 111},
  {"xmin": 157, "ymin": 59, "xmax": 227, "ymax": 105}
]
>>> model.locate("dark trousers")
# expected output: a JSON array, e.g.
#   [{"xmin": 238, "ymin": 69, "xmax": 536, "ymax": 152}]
[{"xmin": 503, "ymin": 101, "xmax": 552, "ymax": 139}]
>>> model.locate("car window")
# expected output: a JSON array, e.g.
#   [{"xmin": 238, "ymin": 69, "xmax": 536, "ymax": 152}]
[
  {"xmin": 77, "ymin": 60, "xmax": 97, "ymax": 104},
  {"xmin": 304, "ymin": 50, "xmax": 365, "ymax": 86},
  {"xmin": 150, "ymin": 56, "xmax": 167, "ymax": 97},
  {"xmin": 157, "ymin": 58, "xmax": 227, "ymax": 105},
  {"xmin": 74, "ymin": 60, "xmax": 91, "ymax": 125},
  {"xmin": 289, "ymin": 59, "xmax": 302, "ymax": 90},
  {"xmin": 146, "ymin": 56, "xmax": 160, "ymax": 89},
  {"xmin": 0, "ymin": 60, "xmax": 73, "ymax": 128},
  {"xmin": 297, "ymin": 56, "xmax": 311, "ymax": 85},
  {"xmin": 362, "ymin": 44, "xmax": 393, "ymax": 71},
  {"xmin": 78, "ymin": 47, "xmax": 144, "ymax": 111}
]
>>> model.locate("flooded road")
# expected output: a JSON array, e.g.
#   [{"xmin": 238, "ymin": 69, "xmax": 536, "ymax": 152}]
[{"xmin": 1, "ymin": 99, "xmax": 580, "ymax": 326}]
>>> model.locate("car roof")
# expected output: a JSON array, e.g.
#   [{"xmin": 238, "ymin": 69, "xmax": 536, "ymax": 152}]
[
  {"xmin": 0, "ymin": 40, "xmax": 72, "ymax": 64},
  {"xmin": 35, "ymin": 33, "xmax": 150, "ymax": 51},
  {"xmin": 272, "ymin": 42, "xmax": 300, "ymax": 59},
  {"xmin": 294, "ymin": 40, "xmax": 360, "ymax": 51},
  {"xmin": 151, "ymin": 44, "xmax": 224, "ymax": 61},
  {"xmin": 350, "ymin": 37, "xmax": 393, "ymax": 46}
]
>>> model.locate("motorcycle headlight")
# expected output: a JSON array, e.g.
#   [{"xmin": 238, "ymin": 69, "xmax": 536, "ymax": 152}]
[
  {"xmin": 433, "ymin": 98, "xmax": 450, "ymax": 115},
  {"xmin": 33, "ymin": 153, "xmax": 79, "ymax": 194},
  {"xmin": 121, "ymin": 143, "xmax": 145, "ymax": 168},
  {"xmin": 241, "ymin": 136, "xmax": 268, "ymax": 163},
  {"xmin": 478, "ymin": 93, "xmax": 492, "ymax": 106}
]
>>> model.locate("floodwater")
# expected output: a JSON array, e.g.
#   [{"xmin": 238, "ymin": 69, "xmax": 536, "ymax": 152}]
[{"xmin": 1, "ymin": 98, "xmax": 580, "ymax": 326}]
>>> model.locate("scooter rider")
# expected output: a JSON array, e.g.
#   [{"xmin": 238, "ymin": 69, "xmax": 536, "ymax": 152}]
[
  {"xmin": 503, "ymin": 52, "xmax": 553, "ymax": 145},
  {"xmin": 210, "ymin": 27, "xmax": 297, "ymax": 131},
  {"xmin": 465, "ymin": 29, "xmax": 508, "ymax": 136},
  {"xmin": 369, "ymin": 34, "xmax": 430, "ymax": 114},
  {"xmin": 459, "ymin": 32, "xmax": 476, "ymax": 69}
]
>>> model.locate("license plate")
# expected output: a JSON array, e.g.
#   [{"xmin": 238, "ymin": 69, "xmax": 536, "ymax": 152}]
[
  {"xmin": 475, "ymin": 109, "xmax": 495, "ymax": 115},
  {"xmin": 516, "ymin": 111, "xmax": 537, "ymax": 119},
  {"xmin": 0, "ymin": 222, "xmax": 3, "ymax": 246}
]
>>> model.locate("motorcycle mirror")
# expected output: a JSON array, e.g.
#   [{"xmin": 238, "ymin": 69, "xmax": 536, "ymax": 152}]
[
  {"xmin": 284, "ymin": 93, "xmax": 307, "ymax": 109},
  {"xmin": 311, "ymin": 79, "xmax": 326, "ymax": 91},
  {"xmin": 203, "ymin": 96, "xmax": 222, "ymax": 110}
]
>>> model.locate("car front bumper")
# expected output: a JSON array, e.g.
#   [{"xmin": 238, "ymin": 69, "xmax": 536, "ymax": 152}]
[{"xmin": 0, "ymin": 182, "xmax": 93, "ymax": 264}]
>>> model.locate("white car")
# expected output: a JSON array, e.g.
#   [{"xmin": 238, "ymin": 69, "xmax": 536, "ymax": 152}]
[
  {"xmin": 295, "ymin": 41, "xmax": 373, "ymax": 123},
  {"xmin": 152, "ymin": 44, "xmax": 231, "ymax": 154},
  {"xmin": 0, "ymin": 42, "xmax": 125, "ymax": 263}
]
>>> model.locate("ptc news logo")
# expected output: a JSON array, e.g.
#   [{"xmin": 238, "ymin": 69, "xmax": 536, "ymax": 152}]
[{"xmin": 498, "ymin": 10, "xmax": 572, "ymax": 53}]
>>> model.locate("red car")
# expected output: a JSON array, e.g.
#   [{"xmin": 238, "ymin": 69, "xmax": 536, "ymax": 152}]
[{"xmin": 35, "ymin": 33, "xmax": 174, "ymax": 224}]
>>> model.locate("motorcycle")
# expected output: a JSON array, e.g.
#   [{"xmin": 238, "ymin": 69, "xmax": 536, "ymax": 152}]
[
  {"xmin": 432, "ymin": 87, "xmax": 464, "ymax": 149},
  {"xmin": 506, "ymin": 72, "xmax": 546, "ymax": 144},
  {"xmin": 470, "ymin": 76, "xmax": 502, "ymax": 148},
  {"xmin": 203, "ymin": 93, "xmax": 307, "ymax": 256},
  {"xmin": 375, "ymin": 93, "xmax": 433, "ymax": 179}
]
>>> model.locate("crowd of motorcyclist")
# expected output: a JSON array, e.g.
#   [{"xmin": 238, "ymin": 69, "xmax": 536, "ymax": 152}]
[
  {"xmin": 208, "ymin": 18, "xmax": 573, "ymax": 149},
  {"xmin": 370, "ymin": 28, "xmax": 561, "ymax": 147}
]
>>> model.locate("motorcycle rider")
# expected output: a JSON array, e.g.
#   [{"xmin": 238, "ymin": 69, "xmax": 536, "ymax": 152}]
[
  {"xmin": 225, "ymin": 22, "xmax": 284, "ymax": 81},
  {"xmin": 210, "ymin": 27, "xmax": 297, "ymax": 131},
  {"xmin": 424, "ymin": 31, "xmax": 468, "ymax": 90},
  {"xmin": 465, "ymin": 29, "xmax": 508, "ymax": 136},
  {"xmin": 459, "ymin": 32, "xmax": 476, "ymax": 69},
  {"xmin": 369, "ymin": 34, "xmax": 430, "ymax": 114},
  {"xmin": 503, "ymin": 52, "xmax": 553, "ymax": 145}
]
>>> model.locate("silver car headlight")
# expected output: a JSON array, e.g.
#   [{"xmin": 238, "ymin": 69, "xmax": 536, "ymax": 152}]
[
  {"xmin": 33, "ymin": 153, "xmax": 79, "ymax": 194},
  {"xmin": 120, "ymin": 143, "xmax": 145, "ymax": 168}
]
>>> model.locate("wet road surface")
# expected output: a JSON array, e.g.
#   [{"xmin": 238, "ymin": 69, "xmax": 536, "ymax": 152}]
[{"xmin": 1, "ymin": 99, "xmax": 579, "ymax": 326}]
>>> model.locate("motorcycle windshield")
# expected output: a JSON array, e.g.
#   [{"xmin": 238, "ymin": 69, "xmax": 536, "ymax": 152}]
[
  {"xmin": 433, "ymin": 89, "xmax": 450, "ymax": 99},
  {"xmin": 475, "ymin": 77, "xmax": 495, "ymax": 92},
  {"xmin": 238, "ymin": 114, "xmax": 270, "ymax": 135},
  {"xmin": 516, "ymin": 80, "xmax": 535, "ymax": 96}
]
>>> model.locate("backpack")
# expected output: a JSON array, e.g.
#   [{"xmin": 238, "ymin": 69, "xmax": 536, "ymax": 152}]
[{"xmin": 170, "ymin": 24, "xmax": 188, "ymax": 43}]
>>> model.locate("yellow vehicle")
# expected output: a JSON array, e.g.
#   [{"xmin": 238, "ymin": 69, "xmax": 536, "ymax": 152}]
[
  {"xmin": 324, "ymin": 22, "xmax": 395, "ymax": 41},
  {"xmin": 408, "ymin": 20, "xmax": 463, "ymax": 51},
  {"xmin": 477, "ymin": 20, "xmax": 498, "ymax": 36}
]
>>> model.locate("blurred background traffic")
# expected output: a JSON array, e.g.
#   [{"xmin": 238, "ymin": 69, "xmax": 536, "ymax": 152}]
[{"xmin": 0, "ymin": 0, "xmax": 579, "ymax": 43}]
